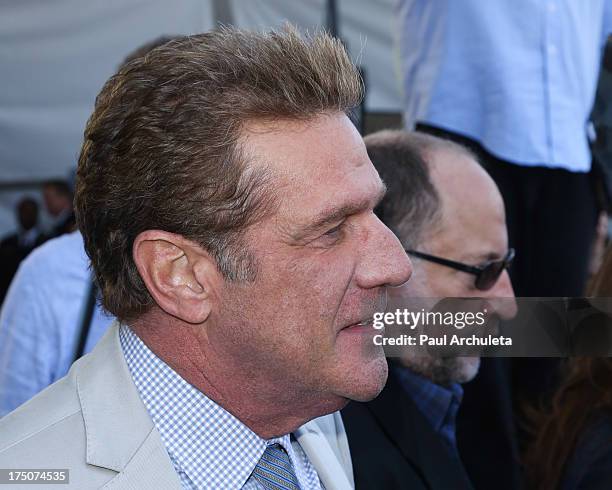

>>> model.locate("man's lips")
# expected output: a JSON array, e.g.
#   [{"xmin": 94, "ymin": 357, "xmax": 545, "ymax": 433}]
[{"xmin": 341, "ymin": 318, "xmax": 377, "ymax": 332}]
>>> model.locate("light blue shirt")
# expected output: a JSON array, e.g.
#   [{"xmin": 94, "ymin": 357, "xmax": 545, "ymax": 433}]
[
  {"xmin": 397, "ymin": 0, "xmax": 612, "ymax": 171},
  {"xmin": 0, "ymin": 231, "xmax": 113, "ymax": 417},
  {"xmin": 120, "ymin": 324, "xmax": 323, "ymax": 490}
]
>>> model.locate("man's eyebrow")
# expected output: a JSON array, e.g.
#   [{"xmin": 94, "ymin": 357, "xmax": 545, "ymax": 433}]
[{"xmin": 291, "ymin": 182, "xmax": 387, "ymax": 240}]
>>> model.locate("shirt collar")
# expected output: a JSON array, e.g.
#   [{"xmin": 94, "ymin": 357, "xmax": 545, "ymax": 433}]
[
  {"xmin": 392, "ymin": 363, "xmax": 463, "ymax": 435},
  {"xmin": 119, "ymin": 324, "xmax": 307, "ymax": 489}
]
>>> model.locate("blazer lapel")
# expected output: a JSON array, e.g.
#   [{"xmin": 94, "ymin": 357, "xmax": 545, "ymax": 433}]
[
  {"xmin": 76, "ymin": 322, "xmax": 181, "ymax": 489},
  {"xmin": 101, "ymin": 429, "xmax": 182, "ymax": 490}
]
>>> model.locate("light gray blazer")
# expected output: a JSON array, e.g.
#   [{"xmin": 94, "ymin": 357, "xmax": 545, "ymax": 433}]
[{"xmin": 0, "ymin": 323, "xmax": 355, "ymax": 489}]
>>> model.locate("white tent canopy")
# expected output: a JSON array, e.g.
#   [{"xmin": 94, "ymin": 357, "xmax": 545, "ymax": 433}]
[
  {"xmin": 0, "ymin": 0, "xmax": 400, "ymax": 182},
  {"xmin": 0, "ymin": 0, "xmax": 401, "ymax": 233}
]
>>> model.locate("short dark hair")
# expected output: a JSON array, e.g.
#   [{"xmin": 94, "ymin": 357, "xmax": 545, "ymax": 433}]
[
  {"xmin": 17, "ymin": 196, "xmax": 38, "ymax": 212},
  {"xmin": 364, "ymin": 130, "xmax": 472, "ymax": 248},
  {"xmin": 75, "ymin": 26, "xmax": 363, "ymax": 322}
]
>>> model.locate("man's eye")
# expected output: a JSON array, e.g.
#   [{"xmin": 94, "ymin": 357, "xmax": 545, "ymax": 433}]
[
  {"xmin": 325, "ymin": 225, "xmax": 342, "ymax": 235},
  {"xmin": 323, "ymin": 224, "xmax": 343, "ymax": 237}
]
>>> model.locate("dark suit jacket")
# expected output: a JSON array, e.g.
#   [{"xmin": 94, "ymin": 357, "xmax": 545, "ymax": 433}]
[
  {"xmin": 342, "ymin": 368, "xmax": 474, "ymax": 490},
  {"xmin": 458, "ymin": 358, "xmax": 523, "ymax": 490}
]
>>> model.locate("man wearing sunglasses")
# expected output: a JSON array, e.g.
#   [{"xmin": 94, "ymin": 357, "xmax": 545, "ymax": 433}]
[
  {"xmin": 406, "ymin": 249, "xmax": 515, "ymax": 293},
  {"xmin": 342, "ymin": 130, "xmax": 519, "ymax": 489}
]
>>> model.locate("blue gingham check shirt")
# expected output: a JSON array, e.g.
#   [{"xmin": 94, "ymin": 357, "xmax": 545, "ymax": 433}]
[
  {"xmin": 392, "ymin": 363, "xmax": 463, "ymax": 453},
  {"xmin": 120, "ymin": 324, "xmax": 323, "ymax": 490}
]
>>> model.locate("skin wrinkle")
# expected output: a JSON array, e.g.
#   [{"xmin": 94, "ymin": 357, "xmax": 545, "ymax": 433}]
[
  {"xmin": 279, "ymin": 172, "xmax": 386, "ymax": 334},
  {"xmin": 288, "ymin": 186, "xmax": 387, "ymax": 244}
]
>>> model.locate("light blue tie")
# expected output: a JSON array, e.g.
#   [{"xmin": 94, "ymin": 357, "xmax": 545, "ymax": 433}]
[{"xmin": 252, "ymin": 443, "xmax": 301, "ymax": 490}]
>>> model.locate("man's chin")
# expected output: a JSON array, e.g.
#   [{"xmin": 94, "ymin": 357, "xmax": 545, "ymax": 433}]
[
  {"xmin": 401, "ymin": 355, "xmax": 481, "ymax": 385},
  {"xmin": 341, "ymin": 356, "xmax": 389, "ymax": 402}
]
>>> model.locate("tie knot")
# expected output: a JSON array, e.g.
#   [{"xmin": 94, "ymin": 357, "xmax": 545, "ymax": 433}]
[{"xmin": 252, "ymin": 443, "xmax": 301, "ymax": 490}]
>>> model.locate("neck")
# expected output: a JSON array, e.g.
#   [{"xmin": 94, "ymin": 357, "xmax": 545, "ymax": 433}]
[{"xmin": 130, "ymin": 312, "xmax": 345, "ymax": 439}]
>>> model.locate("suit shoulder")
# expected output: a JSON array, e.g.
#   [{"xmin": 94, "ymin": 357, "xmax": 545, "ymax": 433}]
[
  {"xmin": 0, "ymin": 362, "xmax": 82, "ymax": 456},
  {"xmin": 0, "ymin": 410, "xmax": 83, "ymax": 463},
  {"xmin": 0, "ymin": 404, "xmax": 115, "ymax": 488}
]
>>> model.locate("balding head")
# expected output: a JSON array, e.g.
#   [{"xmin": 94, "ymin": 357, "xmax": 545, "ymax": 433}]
[
  {"xmin": 365, "ymin": 130, "xmax": 500, "ymax": 246},
  {"xmin": 425, "ymin": 144, "xmax": 507, "ymax": 265},
  {"xmin": 364, "ymin": 130, "xmax": 441, "ymax": 249}
]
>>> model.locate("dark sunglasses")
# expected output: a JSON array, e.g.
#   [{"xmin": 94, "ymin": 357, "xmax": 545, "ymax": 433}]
[{"xmin": 406, "ymin": 248, "xmax": 515, "ymax": 291}]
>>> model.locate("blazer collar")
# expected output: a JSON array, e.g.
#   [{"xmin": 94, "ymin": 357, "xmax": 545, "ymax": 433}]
[{"xmin": 75, "ymin": 322, "xmax": 180, "ymax": 488}]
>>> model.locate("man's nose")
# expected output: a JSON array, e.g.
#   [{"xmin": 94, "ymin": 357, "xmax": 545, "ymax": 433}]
[
  {"xmin": 486, "ymin": 270, "xmax": 518, "ymax": 320},
  {"xmin": 356, "ymin": 216, "xmax": 412, "ymax": 289}
]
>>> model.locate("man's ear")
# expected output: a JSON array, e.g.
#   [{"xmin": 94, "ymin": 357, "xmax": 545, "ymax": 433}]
[{"xmin": 133, "ymin": 230, "xmax": 221, "ymax": 324}]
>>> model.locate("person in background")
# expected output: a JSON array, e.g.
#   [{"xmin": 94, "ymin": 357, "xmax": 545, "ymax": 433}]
[
  {"xmin": 42, "ymin": 179, "xmax": 75, "ymax": 237},
  {"xmin": 0, "ymin": 197, "xmax": 46, "ymax": 305},
  {"xmin": 525, "ymin": 246, "xmax": 612, "ymax": 489},
  {"xmin": 396, "ymin": 0, "xmax": 612, "ymax": 453},
  {"xmin": 396, "ymin": 0, "xmax": 610, "ymax": 298},
  {"xmin": 0, "ymin": 231, "xmax": 113, "ymax": 417},
  {"xmin": 342, "ymin": 130, "xmax": 519, "ymax": 489}
]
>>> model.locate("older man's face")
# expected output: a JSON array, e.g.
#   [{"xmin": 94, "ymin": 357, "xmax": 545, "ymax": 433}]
[
  {"xmin": 393, "ymin": 148, "xmax": 517, "ymax": 385},
  {"xmin": 213, "ymin": 113, "xmax": 412, "ymax": 409}
]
